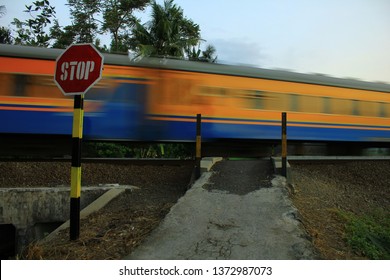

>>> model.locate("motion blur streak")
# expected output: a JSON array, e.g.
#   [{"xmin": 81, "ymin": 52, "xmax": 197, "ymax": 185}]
[{"xmin": 1, "ymin": 43, "xmax": 390, "ymax": 143}]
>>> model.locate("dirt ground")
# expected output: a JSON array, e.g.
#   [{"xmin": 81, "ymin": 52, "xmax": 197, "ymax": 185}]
[
  {"xmin": 0, "ymin": 161, "xmax": 195, "ymax": 260},
  {"xmin": 290, "ymin": 160, "xmax": 390, "ymax": 259},
  {"xmin": 1, "ymin": 159, "xmax": 389, "ymax": 259}
]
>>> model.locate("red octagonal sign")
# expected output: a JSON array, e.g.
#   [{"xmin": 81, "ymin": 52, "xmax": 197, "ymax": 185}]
[{"xmin": 54, "ymin": 43, "xmax": 104, "ymax": 96}]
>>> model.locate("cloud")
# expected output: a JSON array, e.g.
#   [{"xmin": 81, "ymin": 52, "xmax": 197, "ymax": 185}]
[{"xmin": 206, "ymin": 38, "xmax": 266, "ymax": 67}]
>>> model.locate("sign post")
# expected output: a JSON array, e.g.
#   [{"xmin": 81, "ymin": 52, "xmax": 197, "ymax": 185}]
[
  {"xmin": 281, "ymin": 112, "xmax": 287, "ymax": 177},
  {"xmin": 69, "ymin": 94, "xmax": 84, "ymax": 240},
  {"xmin": 54, "ymin": 43, "xmax": 104, "ymax": 240},
  {"xmin": 195, "ymin": 114, "xmax": 202, "ymax": 179}
]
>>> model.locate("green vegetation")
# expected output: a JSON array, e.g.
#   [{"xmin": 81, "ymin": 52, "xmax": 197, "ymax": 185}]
[
  {"xmin": 83, "ymin": 142, "xmax": 193, "ymax": 159},
  {"xmin": 12, "ymin": 0, "xmax": 56, "ymax": 47},
  {"xmin": 2, "ymin": 0, "xmax": 217, "ymax": 60},
  {"xmin": 338, "ymin": 208, "xmax": 390, "ymax": 259}
]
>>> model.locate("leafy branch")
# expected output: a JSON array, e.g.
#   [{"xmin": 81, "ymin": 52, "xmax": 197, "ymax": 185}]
[{"xmin": 12, "ymin": 0, "xmax": 56, "ymax": 47}]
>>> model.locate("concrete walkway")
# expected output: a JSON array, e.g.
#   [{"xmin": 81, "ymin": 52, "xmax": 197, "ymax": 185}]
[{"xmin": 126, "ymin": 159, "xmax": 317, "ymax": 260}]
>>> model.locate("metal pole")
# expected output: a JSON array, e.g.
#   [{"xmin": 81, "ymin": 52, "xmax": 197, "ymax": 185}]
[
  {"xmin": 70, "ymin": 94, "xmax": 84, "ymax": 240},
  {"xmin": 195, "ymin": 114, "xmax": 202, "ymax": 179},
  {"xmin": 281, "ymin": 112, "xmax": 287, "ymax": 177}
]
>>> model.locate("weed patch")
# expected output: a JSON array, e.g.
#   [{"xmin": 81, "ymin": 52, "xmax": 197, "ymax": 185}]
[{"xmin": 337, "ymin": 208, "xmax": 390, "ymax": 260}]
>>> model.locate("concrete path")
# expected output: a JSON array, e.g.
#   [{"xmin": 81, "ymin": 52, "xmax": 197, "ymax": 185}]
[{"xmin": 126, "ymin": 159, "xmax": 317, "ymax": 260}]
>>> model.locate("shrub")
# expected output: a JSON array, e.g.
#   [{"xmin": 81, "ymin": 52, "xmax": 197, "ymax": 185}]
[{"xmin": 83, "ymin": 142, "xmax": 194, "ymax": 159}]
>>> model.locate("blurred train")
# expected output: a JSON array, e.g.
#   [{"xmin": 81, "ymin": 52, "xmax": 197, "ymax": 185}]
[{"xmin": 1, "ymin": 43, "xmax": 390, "ymax": 144}]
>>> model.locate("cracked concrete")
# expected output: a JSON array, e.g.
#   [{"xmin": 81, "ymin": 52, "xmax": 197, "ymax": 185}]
[{"xmin": 126, "ymin": 159, "xmax": 317, "ymax": 260}]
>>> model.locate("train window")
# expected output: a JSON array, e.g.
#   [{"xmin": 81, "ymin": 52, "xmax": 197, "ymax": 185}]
[
  {"xmin": 253, "ymin": 91, "xmax": 264, "ymax": 109},
  {"xmin": 379, "ymin": 103, "xmax": 387, "ymax": 117},
  {"xmin": 236, "ymin": 90, "xmax": 264, "ymax": 109},
  {"xmin": 199, "ymin": 86, "xmax": 225, "ymax": 97},
  {"xmin": 352, "ymin": 100, "xmax": 359, "ymax": 115},
  {"xmin": 0, "ymin": 73, "xmax": 13, "ymax": 97},
  {"xmin": 331, "ymin": 98, "xmax": 352, "ymax": 115},
  {"xmin": 300, "ymin": 95, "xmax": 323, "ymax": 113},
  {"xmin": 383, "ymin": 103, "xmax": 390, "ymax": 118},
  {"xmin": 290, "ymin": 94, "xmax": 299, "ymax": 111},
  {"xmin": 14, "ymin": 74, "xmax": 28, "ymax": 96},
  {"xmin": 379, "ymin": 103, "xmax": 385, "ymax": 117},
  {"xmin": 359, "ymin": 101, "xmax": 379, "ymax": 117},
  {"xmin": 322, "ymin": 97, "xmax": 331, "ymax": 114},
  {"xmin": 264, "ymin": 92, "xmax": 289, "ymax": 112},
  {"xmin": 197, "ymin": 86, "xmax": 230, "ymax": 107},
  {"xmin": 27, "ymin": 75, "xmax": 63, "ymax": 98}
]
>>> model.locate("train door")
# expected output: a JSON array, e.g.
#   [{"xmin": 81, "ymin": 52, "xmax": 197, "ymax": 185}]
[{"xmin": 85, "ymin": 76, "xmax": 149, "ymax": 140}]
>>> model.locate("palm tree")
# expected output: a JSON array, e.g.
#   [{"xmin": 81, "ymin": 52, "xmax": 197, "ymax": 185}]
[
  {"xmin": 187, "ymin": 44, "xmax": 217, "ymax": 63},
  {"xmin": 131, "ymin": 0, "xmax": 201, "ymax": 58},
  {"xmin": 200, "ymin": 44, "xmax": 217, "ymax": 63}
]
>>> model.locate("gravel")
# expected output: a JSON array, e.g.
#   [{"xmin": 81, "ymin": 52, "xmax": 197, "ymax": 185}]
[{"xmin": 0, "ymin": 161, "xmax": 194, "ymax": 188}]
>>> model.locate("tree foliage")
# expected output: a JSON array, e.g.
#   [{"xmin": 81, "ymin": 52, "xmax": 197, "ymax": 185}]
[
  {"xmin": 102, "ymin": 0, "xmax": 150, "ymax": 53},
  {"xmin": 66, "ymin": 0, "xmax": 100, "ymax": 44},
  {"xmin": 7, "ymin": 0, "xmax": 217, "ymax": 61},
  {"xmin": 49, "ymin": 0, "xmax": 103, "ymax": 49},
  {"xmin": 0, "ymin": 5, "xmax": 13, "ymax": 44},
  {"xmin": 0, "ymin": 26, "xmax": 13, "ymax": 44},
  {"xmin": 49, "ymin": 19, "xmax": 75, "ymax": 49},
  {"xmin": 188, "ymin": 44, "xmax": 217, "ymax": 63},
  {"xmin": 11, "ymin": 0, "xmax": 56, "ymax": 47},
  {"xmin": 130, "ymin": 0, "xmax": 201, "ymax": 58}
]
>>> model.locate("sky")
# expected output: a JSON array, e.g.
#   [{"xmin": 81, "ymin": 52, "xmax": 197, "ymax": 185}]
[{"xmin": 1, "ymin": 0, "xmax": 390, "ymax": 83}]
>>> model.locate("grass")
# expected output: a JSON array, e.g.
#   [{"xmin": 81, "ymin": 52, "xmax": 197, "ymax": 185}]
[
  {"xmin": 337, "ymin": 208, "xmax": 390, "ymax": 260},
  {"xmin": 83, "ymin": 142, "xmax": 193, "ymax": 158}
]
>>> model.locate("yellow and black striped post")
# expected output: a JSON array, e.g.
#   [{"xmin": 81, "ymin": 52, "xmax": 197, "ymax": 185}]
[
  {"xmin": 281, "ymin": 112, "xmax": 287, "ymax": 177},
  {"xmin": 70, "ymin": 94, "xmax": 84, "ymax": 240},
  {"xmin": 195, "ymin": 114, "xmax": 202, "ymax": 179}
]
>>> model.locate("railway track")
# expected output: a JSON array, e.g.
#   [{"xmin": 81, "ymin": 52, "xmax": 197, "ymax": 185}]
[
  {"xmin": 0, "ymin": 157, "xmax": 195, "ymax": 165},
  {"xmin": 2, "ymin": 128, "xmax": 390, "ymax": 159},
  {"xmin": 0, "ymin": 158, "xmax": 196, "ymax": 189}
]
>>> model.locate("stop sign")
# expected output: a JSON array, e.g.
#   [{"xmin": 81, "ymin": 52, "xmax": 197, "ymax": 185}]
[{"xmin": 54, "ymin": 43, "xmax": 104, "ymax": 96}]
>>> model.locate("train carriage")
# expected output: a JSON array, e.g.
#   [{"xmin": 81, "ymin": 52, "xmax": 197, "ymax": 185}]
[{"xmin": 1, "ymin": 43, "xmax": 390, "ymax": 144}]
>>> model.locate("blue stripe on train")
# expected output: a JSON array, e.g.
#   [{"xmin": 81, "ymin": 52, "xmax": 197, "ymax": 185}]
[
  {"xmin": 146, "ymin": 119, "xmax": 390, "ymax": 142},
  {"xmin": 2, "ymin": 108, "xmax": 390, "ymax": 142},
  {"xmin": 0, "ymin": 108, "xmax": 141, "ymax": 140},
  {"xmin": 0, "ymin": 110, "xmax": 73, "ymax": 135}
]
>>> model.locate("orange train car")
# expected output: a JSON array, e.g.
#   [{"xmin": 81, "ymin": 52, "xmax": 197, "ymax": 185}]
[{"xmin": 1, "ymin": 43, "xmax": 390, "ymax": 143}]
